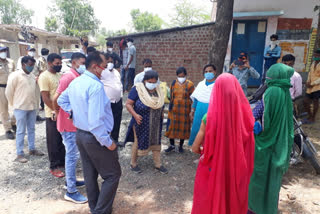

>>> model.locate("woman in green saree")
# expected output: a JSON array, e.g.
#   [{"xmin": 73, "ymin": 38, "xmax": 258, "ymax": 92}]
[{"xmin": 248, "ymin": 63, "xmax": 294, "ymax": 214}]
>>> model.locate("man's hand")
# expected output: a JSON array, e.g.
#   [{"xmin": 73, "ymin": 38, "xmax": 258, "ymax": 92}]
[
  {"xmin": 229, "ymin": 62, "xmax": 236, "ymax": 70},
  {"xmin": 306, "ymin": 82, "xmax": 312, "ymax": 88},
  {"xmin": 124, "ymin": 66, "xmax": 129, "ymax": 71},
  {"xmin": 244, "ymin": 60, "xmax": 250, "ymax": 69},
  {"xmin": 190, "ymin": 111, "xmax": 194, "ymax": 122},
  {"xmin": 108, "ymin": 142, "xmax": 117, "ymax": 151}
]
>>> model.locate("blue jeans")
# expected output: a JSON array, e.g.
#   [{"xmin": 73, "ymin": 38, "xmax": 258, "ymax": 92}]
[
  {"xmin": 14, "ymin": 109, "xmax": 36, "ymax": 155},
  {"xmin": 61, "ymin": 131, "xmax": 79, "ymax": 193},
  {"xmin": 121, "ymin": 68, "xmax": 135, "ymax": 91}
]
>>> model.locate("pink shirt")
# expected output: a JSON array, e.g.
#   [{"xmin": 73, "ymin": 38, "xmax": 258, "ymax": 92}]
[
  {"xmin": 290, "ymin": 71, "xmax": 302, "ymax": 99},
  {"xmin": 56, "ymin": 69, "xmax": 80, "ymax": 132}
]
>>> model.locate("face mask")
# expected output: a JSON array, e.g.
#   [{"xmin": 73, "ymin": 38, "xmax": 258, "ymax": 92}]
[
  {"xmin": 313, "ymin": 57, "xmax": 320, "ymax": 61},
  {"xmin": 145, "ymin": 82, "xmax": 158, "ymax": 90},
  {"xmin": 43, "ymin": 55, "xmax": 48, "ymax": 61},
  {"xmin": 107, "ymin": 48, "xmax": 113, "ymax": 52},
  {"xmin": 76, "ymin": 64, "xmax": 86, "ymax": 74},
  {"xmin": 83, "ymin": 41, "xmax": 89, "ymax": 47},
  {"xmin": 177, "ymin": 77, "xmax": 186, "ymax": 84},
  {"xmin": 28, "ymin": 51, "xmax": 35, "ymax": 57},
  {"xmin": 204, "ymin": 72, "xmax": 215, "ymax": 80},
  {"xmin": 144, "ymin": 67, "xmax": 152, "ymax": 72},
  {"xmin": 127, "ymin": 42, "xmax": 133, "ymax": 47},
  {"xmin": 0, "ymin": 52, "xmax": 7, "ymax": 59},
  {"xmin": 107, "ymin": 62, "xmax": 114, "ymax": 71},
  {"xmin": 52, "ymin": 65, "xmax": 62, "ymax": 73},
  {"xmin": 25, "ymin": 65, "xmax": 34, "ymax": 73}
]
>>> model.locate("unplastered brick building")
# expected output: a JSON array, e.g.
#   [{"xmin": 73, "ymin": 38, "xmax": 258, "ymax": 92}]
[{"xmin": 107, "ymin": 23, "xmax": 215, "ymax": 85}]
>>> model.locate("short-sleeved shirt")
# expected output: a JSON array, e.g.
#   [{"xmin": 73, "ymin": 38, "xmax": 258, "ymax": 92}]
[
  {"xmin": 56, "ymin": 69, "xmax": 79, "ymax": 132},
  {"xmin": 128, "ymin": 86, "xmax": 139, "ymax": 101},
  {"xmin": 38, "ymin": 70, "xmax": 61, "ymax": 118},
  {"xmin": 127, "ymin": 45, "xmax": 136, "ymax": 69},
  {"xmin": 0, "ymin": 58, "xmax": 15, "ymax": 84}
]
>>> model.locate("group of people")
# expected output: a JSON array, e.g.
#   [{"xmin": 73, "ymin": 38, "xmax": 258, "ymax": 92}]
[{"xmin": 1, "ymin": 31, "xmax": 320, "ymax": 214}]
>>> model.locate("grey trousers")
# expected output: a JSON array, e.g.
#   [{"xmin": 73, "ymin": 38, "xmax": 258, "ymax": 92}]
[{"xmin": 76, "ymin": 129, "xmax": 121, "ymax": 214}]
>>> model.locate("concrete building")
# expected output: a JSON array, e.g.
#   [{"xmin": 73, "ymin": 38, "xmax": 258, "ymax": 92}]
[
  {"xmin": 212, "ymin": 0, "xmax": 319, "ymax": 85},
  {"xmin": 0, "ymin": 24, "xmax": 80, "ymax": 64}
]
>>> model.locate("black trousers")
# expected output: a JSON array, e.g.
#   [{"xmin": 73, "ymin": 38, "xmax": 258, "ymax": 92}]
[
  {"xmin": 76, "ymin": 129, "xmax": 121, "ymax": 214},
  {"xmin": 111, "ymin": 99, "xmax": 123, "ymax": 142},
  {"xmin": 45, "ymin": 118, "xmax": 65, "ymax": 169}
]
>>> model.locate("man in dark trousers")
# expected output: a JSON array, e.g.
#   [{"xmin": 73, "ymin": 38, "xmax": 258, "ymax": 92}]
[{"xmin": 58, "ymin": 51, "xmax": 121, "ymax": 214}]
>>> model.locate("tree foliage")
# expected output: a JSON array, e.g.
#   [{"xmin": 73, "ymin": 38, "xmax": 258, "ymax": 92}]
[
  {"xmin": 130, "ymin": 9, "xmax": 163, "ymax": 32},
  {"xmin": 96, "ymin": 27, "xmax": 128, "ymax": 49},
  {"xmin": 0, "ymin": 0, "xmax": 34, "ymax": 24},
  {"xmin": 45, "ymin": 0, "xmax": 100, "ymax": 37},
  {"xmin": 170, "ymin": 0, "xmax": 211, "ymax": 27}
]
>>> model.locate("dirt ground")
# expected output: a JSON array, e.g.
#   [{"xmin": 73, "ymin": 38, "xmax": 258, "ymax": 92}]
[{"xmin": 1, "ymin": 100, "xmax": 320, "ymax": 214}]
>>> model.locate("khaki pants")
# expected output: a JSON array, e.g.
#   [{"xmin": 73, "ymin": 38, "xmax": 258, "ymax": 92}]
[
  {"xmin": 0, "ymin": 87, "xmax": 14, "ymax": 132},
  {"xmin": 131, "ymin": 127, "xmax": 161, "ymax": 168}
]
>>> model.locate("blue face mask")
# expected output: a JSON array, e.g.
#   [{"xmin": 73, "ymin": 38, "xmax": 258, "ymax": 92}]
[
  {"xmin": 204, "ymin": 72, "xmax": 215, "ymax": 80},
  {"xmin": 25, "ymin": 65, "xmax": 34, "ymax": 73},
  {"xmin": 76, "ymin": 64, "xmax": 86, "ymax": 74}
]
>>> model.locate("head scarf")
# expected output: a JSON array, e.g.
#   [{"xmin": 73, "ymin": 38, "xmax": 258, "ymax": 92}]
[{"xmin": 192, "ymin": 73, "xmax": 255, "ymax": 214}]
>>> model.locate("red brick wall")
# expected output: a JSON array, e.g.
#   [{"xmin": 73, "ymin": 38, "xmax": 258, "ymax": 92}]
[
  {"xmin": 109, "ymin": 24, "xmax": 214, "ymax": 85},
  {"xmin": 277, "ymin": 18, "xmax": 313, "ymax": 30}
]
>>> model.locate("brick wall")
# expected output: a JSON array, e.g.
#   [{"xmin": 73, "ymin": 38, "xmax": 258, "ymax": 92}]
[{"xmin": 109, "ymin": 24, "xmax": 214, "ymax": 85}]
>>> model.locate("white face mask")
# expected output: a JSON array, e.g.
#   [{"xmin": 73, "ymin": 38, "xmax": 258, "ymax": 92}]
[
  {"xmin": 107, "ymin": 62, "xmax": 114, "ymax": 71},
  {"xmin": 107, "ymin": 48, "xmax": 113, "ymax": 52},
  {"xmin": 0, "ymin": 52, "xmax": 7, "ymax": 59},
  {"xmin": 43, "ymin": 55, "xmax": 48, "ymax": 61},
  {"xmin": 76, "ymin": 64, "xmax": 86, "ymax": 74},
  {"xmin": 127, "ymin": 42, "xmax": 133, "ymax": 47},
  {"xmin": 28, "ymin": 51, "xmax": 35, "ymax": 57},
  {"xmin": 177, "ymin": 77, "xmax": 186, "ymax": 84},
  {"xmin": 144, "ymin": 67, "xmax": 152, "ymax": 72},
  {"xmin": 145, "ymin": 82, "xmax": 158, "ymax": 90}
]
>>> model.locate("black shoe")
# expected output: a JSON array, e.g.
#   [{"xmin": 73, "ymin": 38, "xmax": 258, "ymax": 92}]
[
  {"xmin": 178, "ymin": 147, "xmax": 184, "ymax": 153},
  {"xmin": 155, "ymin": 166, "xmax": 168, "ymax": 174},
  {"xmin": 36, "ymin": 115, "xmax": 45, "ymax": 122},
  {"xmin": 5, "ymin": 131, "xmax": 15, "ymax": 140},
  {"xmin": 165, "ymin": 145, "xmax": 175, "ymax": 153},
  {"xmin": 12, "ymin": 125, "xmax": 17, "ymax": 133},
  {"xmin": 130, "ymin": 165, "xmax": 142, "ymax": 173}
]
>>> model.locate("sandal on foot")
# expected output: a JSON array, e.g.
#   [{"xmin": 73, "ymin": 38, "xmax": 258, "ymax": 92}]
[{"xmin": 50, "ymin": 169, "xmax": 65, "ymax": 178}]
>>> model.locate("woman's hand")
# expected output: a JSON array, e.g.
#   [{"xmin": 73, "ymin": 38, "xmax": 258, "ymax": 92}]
[
  {"xmin": 134, "ymin": 114, "xmax": 143, "ymax": 125},
  {"xmin": 192, "ymin": 144, "xmax": 202, "ymax": 154},
  {"xmin": 190, "ymin": 111, "xmax": 194, "ymax": 122}
]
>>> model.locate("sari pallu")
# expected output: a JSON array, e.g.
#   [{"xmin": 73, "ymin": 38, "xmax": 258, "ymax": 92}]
[{"xmin": 248, "ymin": 63, "xmax": 294, "ymax": 214}]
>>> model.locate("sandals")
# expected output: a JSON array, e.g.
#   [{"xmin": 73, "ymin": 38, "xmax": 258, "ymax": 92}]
[{"xmin": 50, "ymin": 169, "xmax": 65, "ymax": 178}]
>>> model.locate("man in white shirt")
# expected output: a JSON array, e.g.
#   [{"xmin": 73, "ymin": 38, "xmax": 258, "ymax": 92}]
[
  {"xmin": 282, "ymin": 54, "xmax": 302, "ymax": 100},
  {"xmin": 5, "ymin": 56, "xmax": 44, "ymax": 163},
  {"xmin": 101, "ymin": 53, "xmax": 123, "ymax": 142}
]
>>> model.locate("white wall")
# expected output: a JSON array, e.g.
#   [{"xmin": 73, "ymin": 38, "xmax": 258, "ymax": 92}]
[{"xmin": 233, "ymin": 0, "xmax": 319, "ymax": 27}]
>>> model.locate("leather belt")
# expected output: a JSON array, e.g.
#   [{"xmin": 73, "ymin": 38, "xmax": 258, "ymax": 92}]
[{"xmin": 0, "ymin": 84, "xmax": 7, "ymax": 88}]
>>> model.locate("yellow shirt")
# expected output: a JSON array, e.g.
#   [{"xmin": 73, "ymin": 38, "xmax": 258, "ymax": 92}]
[
  {"xmin": 5, "ymin": 70, "xmax": 39, "ymax": 111},
  {"xmin": 307, "ymin": 62, "xmax": 320, "ymax": 94},
  {"xmin": 38, "ymin": 70, "xmax": 61, "ymax": 118},
  {"xmin": 0, "ymin": 58, "xmax": 15, "ymax": 84}
]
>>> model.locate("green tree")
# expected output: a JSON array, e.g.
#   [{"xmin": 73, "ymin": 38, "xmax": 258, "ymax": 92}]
[
  {"xmin": 0, "ymin": 0, "xmax": 34, "ymax": 24},
  {"xmin": 45, "ymin": 0, "xmax": 100, "ymax": 37},
  {"xmin": 45, "ymin": 16, "xmax": 58, "ymax": 32},
  {"xmin": 130, "ymin": 9, "xmax": 163, "ymax": 32},
  {"xmin": 96, "ymin": 27, "xmax": 128, "ymax": 49},
  {"xmin": 170, "ymin": 0, "xmax": 211, "ymax": 27}
]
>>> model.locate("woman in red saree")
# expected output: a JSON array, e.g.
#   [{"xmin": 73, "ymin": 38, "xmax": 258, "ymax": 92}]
[{"xmin": 191, "ymin": 73, "xmax": 255, "ymax": 214}]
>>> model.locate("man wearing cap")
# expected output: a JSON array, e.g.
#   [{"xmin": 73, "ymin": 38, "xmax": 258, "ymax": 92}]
[
  {"xmin": 106, "ymin": 41, "xmax": 122, "ymax": 69},
  {"xmin": 17, "ymin": 45, "xmax": 45, "ymax": 121},
  {"xmin": 0, "ymin": 44, "xmax": 16, "ymax": 139}
]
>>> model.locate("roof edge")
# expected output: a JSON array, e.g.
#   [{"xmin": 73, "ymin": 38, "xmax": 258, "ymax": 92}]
[{"xmin": 106, "ymin": 22, "xmax": 215, "ymax": 40}]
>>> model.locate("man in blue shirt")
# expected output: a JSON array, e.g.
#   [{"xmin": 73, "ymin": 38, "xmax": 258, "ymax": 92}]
[
  {"xmin": 58, "ymin": 51, "xmax": 121, "ymax": 214},
  {"xmin": 262, "ymin": 34, "xmax": 282, "ymax": 84}
]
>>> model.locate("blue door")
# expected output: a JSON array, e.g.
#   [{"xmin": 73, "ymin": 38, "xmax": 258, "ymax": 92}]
[{"xmin": 231, "ymin": 20, "xmax": 267, "ymax": 86}]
